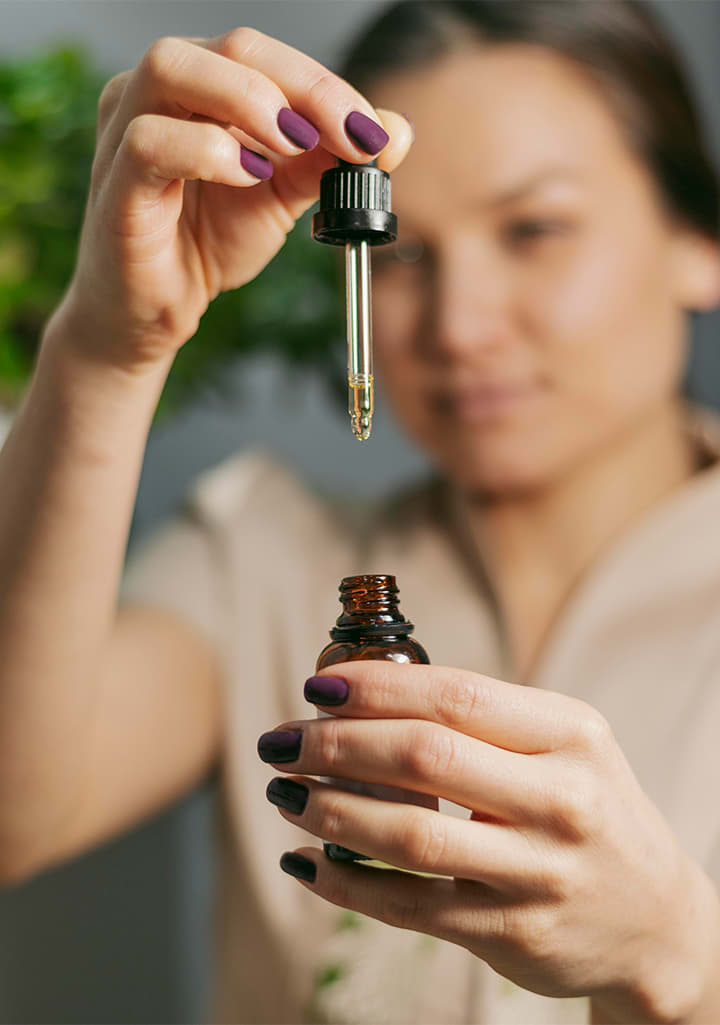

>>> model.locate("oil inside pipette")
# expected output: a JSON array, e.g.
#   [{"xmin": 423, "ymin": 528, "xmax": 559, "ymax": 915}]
[{"xmin": 348, "ymin": 373, "xmax": 373, "ymax": 440}]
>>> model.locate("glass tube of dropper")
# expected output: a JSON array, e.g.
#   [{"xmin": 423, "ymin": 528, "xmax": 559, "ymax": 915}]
[{"xmin": 345, "ymin": 239, "xmax": 373, "ymax": 441}]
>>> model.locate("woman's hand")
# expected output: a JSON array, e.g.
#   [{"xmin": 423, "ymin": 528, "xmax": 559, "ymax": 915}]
[
  {"xmin": 258, "ymin": 662, "xmax": 720, "ymax": 1024},
  {"xmin": 55, "ymin": 27, "xmax": 412, "ymax": 371}
]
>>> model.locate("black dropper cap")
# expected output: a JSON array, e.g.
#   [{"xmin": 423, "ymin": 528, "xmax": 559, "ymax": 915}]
[{"xmin": 311, "ymin": 159, "xmax": 398, "ymax": 247}]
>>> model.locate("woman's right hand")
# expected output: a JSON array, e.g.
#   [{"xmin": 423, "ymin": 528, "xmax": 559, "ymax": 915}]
[{"xmin": 55, "ymin": 28, "xmax": 413, "ymax": 373}]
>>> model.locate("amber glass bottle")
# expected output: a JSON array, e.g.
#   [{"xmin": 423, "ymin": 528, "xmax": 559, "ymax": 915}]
[{"xmin": 316, "ymin": 573, "xmax": 433, "ymax": 861}]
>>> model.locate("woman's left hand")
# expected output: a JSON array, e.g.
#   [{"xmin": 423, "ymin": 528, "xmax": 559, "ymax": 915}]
[{"xmin": 258, "ymin": 662, "xmax": 720, "ymax": 1024}]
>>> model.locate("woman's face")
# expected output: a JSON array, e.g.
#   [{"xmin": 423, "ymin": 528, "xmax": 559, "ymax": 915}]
[{"xmin": 368, "ymin": 46, "xmax": 712, "ymax": 494}]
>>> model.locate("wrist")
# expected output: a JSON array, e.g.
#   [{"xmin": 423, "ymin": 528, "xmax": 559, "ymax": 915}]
[
  {"xmin": 28, "ymin": 298, "xmax": 173, "ymax": 467},
  {"xmin": 592, "ymin": 860, "xmax": 720, "ymax": 1024},
  {"xmin": 39, "ymin": 292, "xmax": 174, "ymax": 399},
  {"xmin": 40, "ymin": 284, "xmax": 177, "ymax": 384}
]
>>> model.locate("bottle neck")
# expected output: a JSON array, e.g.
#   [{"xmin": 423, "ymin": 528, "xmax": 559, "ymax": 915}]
[{"xmin": 330, "ymin": 574, "xmax": 414, "ymax": 640}]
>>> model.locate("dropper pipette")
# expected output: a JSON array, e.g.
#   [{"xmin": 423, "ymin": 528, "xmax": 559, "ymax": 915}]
[
  {"xmin": 345, "ymin": 238, "xmax": 373, "ymax": 440},
  {"xmin": 312, "ymin": 158, "xmax": 397, "ymax": 441}
]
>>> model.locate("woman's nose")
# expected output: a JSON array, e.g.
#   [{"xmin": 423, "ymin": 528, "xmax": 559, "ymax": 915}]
[{"xmin": 428, "ymin": 240, "xmax": 509, "ymax": 360}]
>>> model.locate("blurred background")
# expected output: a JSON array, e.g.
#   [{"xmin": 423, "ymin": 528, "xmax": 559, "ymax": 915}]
[{"xmin": 0, "ymin": 2, "xmax": 719, "ymax": 1022}]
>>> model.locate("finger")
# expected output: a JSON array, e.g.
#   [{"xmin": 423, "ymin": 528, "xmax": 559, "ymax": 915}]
[
  {"xmin": 204, "ymin": 27, "xmax": 392, "ymax": 160},
  {"xmin": 96, "ymin": 70, "xmax": 132, "ymax": 140},
  {"xmin": 259, "ymin": 718, "xmax": 547, "ymax": 824},
  {"xmin": 370, "ymin": 109, "xmax": 414, "ymax": 172},
  {"xmin": 117, "ymin": 36, "xmax": 314, "ymax": 158},
  {"xmin": 270, "ymin": 776, "xmax": 547, "ymax": 895},
  {"xmin": 111, "ymin": 113, "xmax": 273, "ymax": 208},
  {"xmin": 281, "ymin": 845, "xmax": 510, "ymax": 954},
  {"xmin": 251, "ymin": 107, "xmax": 412, "ymax": 223},
  {"xmin": 305, "ymin": 661, "xmax": 598, "ymax": 755}
]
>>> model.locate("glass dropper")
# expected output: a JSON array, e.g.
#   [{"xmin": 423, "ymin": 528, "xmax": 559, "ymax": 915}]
[
  {"xmin": 345, "ymin": 239, "xmax": 373, "ymax": 440},
  {"xmin": 312, "ymin": 158, "xmax": 397, "ymax": 442}
]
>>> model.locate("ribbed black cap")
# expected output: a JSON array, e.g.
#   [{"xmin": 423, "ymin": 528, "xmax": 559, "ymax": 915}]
[{"xmin": 312, "ymin": 159, "xmax": 398, "ymax": 246}]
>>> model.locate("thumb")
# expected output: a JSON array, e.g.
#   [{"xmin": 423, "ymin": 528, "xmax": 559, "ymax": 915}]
[{"xmin": 375, "ymin": 109, "xmax": 415, "ymax": 173}]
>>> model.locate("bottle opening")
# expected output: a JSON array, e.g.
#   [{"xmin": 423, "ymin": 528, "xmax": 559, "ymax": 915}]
[{"xmin": 332, "ymin": 574, "xmax": 413, "ymax": 639}]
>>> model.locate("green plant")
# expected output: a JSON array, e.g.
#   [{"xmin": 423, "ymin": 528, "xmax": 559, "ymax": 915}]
[{"xmin": 0, "ymin": 45, "xmax": 345, "ymax": 418}]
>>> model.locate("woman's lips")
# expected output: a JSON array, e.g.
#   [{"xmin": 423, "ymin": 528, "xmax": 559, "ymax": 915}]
[{"xmin": 433, "ymin": 383, "xmax": 543, "ymax": 423}]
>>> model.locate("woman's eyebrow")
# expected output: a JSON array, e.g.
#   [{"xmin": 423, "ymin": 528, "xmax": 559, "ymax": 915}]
[{"xmin": 479, "ymin": 167, "xmax": 586, "ymax": 209}]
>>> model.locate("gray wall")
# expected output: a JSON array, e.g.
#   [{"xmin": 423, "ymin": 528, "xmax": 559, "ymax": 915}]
[{"xmin": 0, "ymin": 2, "xmax": 719, "ymax": 1023}]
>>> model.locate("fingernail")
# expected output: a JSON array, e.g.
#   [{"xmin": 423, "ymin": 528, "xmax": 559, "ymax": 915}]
[
  {"xmin": 266, "ymin": 777, "xmax": 309, "ymax": 815},
  {"xmin": 304, "ymin": 675, "xmax": 349, "ymax": 706},
  {"xmin": 277, "ymin": 107, "xmax": 320, "ymax": 150},
  {"xmin": 280, "ymin": 851, "xmax": 316, "ymax": 882},
  {"xmin": 240, "ymin": 146, "xmax": 273, "ymax": 180},
  {"xmin": 257, "ymin": 729, "xmax": 302, "ymax": 763},
  {"xmin": 400, "ymin": 111, "xmax": 415, "ymax": 143},
  {"xmin": 344, "ymin": 110, "xmax": 389, "ymax": 155}
]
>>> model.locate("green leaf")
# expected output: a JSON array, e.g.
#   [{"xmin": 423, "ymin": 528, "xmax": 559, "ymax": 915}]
[
  {"xmin": 337, "ymin": 909, "xmax": 365, "ymax": 931},
  {"xmin": 315, "ymin": 962, "xmax": 346, "ymax": 989}
]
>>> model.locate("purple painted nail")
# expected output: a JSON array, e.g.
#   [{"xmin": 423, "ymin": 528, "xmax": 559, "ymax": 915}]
[
  {"xmin": 267, "ymin": 777, "xmax": 309, "ymax": 815},
  {"xmin": 277, "ymin": 108, "xmax": 320, "ymax": 150},
  {"xmin": 345, "ymin": 110, "xmax": 389, "ymax": 155},
  {"xmin": 280, "ymin": 851, "xmax": 316, "ymax": 882},
  {"xmin": 257, "ymin": 729, "xmax": 302, "ymax": 763},
  {"xmin": 240, "ymin": 147, "xmax": 273, "ymax": 180},
  {"xmin": 304, "ymin": 675, "xmax": 349, "ymax": 706}
]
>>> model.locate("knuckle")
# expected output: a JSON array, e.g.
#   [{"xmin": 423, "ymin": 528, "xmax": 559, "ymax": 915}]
[
  {"xmin": 361, "ymin": 665, "xmax": 395, "ymax": 714},
  {"xmin": 395, "ymin": 809, "xmax": 447, "ymax": 873},
  {"xmin": 435, "ymin": 672, "xmax": 485, "ymax": 730},
  {"xmin": 315, "ymin": 719, "xmax": 342, "ymax": 770},
  {"xmin": 383, "ymin": 887, "xmax": 424, "ymax": 933},
  {"xmin": 89, "ymin": 148, "xmax": 110, "ymax": 192},
  {"xmin": 97, "ymin": 72, "xmax": 128, "ymax": 119},
  {"xmin": 555, "ymin": 776, "xmax": 602, "ymax": 840},
  {"xmin": 522, "ymin": 838, "xmax": 578, "ymax": 903},
  {"xmin": 141, "ymin": 36, "xmax": 186, "ymax": 83},
  {"xmin": 509, "ymin": 904, "xmax": 559, "ymax": 962},
  {"xmin": 571, "ymin": 704, "xmax": 612, "ymax": 754},
  {"xmin": 319, "ymin": 793, "xmax": 345, "ymax": 842},
  {"xmin": 237, "ymin": 69, "xmax": 275, "ymax": 111},
  {"xmin": 478, "ymin": 902, "xmax": 513, "ymax": 948},
  {"xmin": 550, "ymin": 848, "xmax": 586, "ymax": 903},
  {"xmin": 122, "ymin": 114, "xmax": 157, "ymax": 164},
  {"xmin": 201, "ymin": 123, "xmax": 235, "ymax": 166},
  {"xmin": 307, "ymin": 70, "xmax": 345, "ymax": 109},
  {"xmin": 222, "ymin": 26, "xmax": 263, "ymax": 61},
  {"xmin": 403, "ymin": 722, "xmax": 456, "ymax": 784},
  {"xmin": 481, "ymin": 900, "xmax": 557, "ymax": 965},
  {"xmin": 532, "ymin": 856, "xmax": 571, "ymax": 902}
]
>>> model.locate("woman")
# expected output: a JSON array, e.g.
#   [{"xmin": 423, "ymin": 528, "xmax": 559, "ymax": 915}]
[{"xmin": 0, "ymin": 1, "xmax": 719, "ymax": 1022}]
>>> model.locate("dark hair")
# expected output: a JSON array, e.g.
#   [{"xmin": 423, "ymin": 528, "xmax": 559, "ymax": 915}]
[{"xmin": 338, "ymin": 0, "xmax": 719, "ymax": 242}]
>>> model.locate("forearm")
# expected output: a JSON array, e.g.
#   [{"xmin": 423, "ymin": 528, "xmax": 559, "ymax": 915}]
[
  {"xmin": 0, "ymin": 304, "xmax": 172, "ymax": 871},
  {"xmin": 590, "ymin": 863, "xmax": 720, "ymax": 1025}
]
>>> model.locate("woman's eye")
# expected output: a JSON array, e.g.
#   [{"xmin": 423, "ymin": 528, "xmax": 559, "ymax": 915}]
[{"xmin": 504, "ymin": 220, "xmax": 570, "ymax": 246}]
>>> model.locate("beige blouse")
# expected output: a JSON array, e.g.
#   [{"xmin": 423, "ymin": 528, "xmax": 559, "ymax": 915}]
[{"xmin": 120, "ymin": 399, "xmax": 720, "ymax": 1025}]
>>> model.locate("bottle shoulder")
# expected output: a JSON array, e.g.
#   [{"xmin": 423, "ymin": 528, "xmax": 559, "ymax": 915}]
[{"xmin": 317, "ymin": 635, "xmax": 430, "ymax": 668}]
